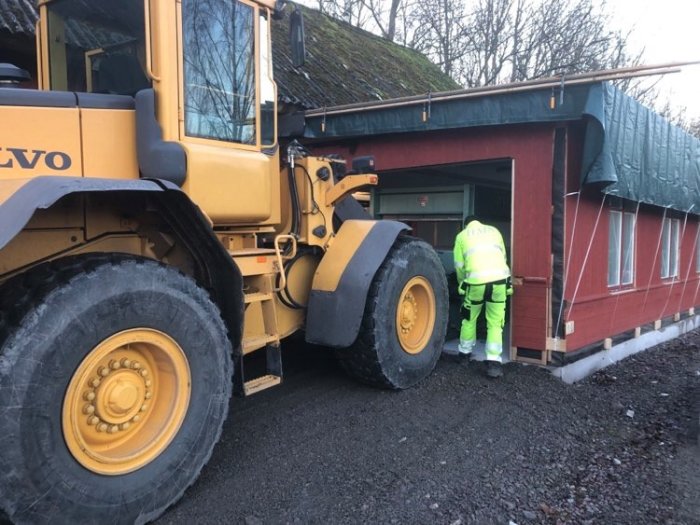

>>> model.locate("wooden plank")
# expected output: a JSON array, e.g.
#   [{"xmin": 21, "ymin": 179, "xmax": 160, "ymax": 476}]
[{"xmin": 512, "ymin": 280, "xmax": 549, "ymax": 350}]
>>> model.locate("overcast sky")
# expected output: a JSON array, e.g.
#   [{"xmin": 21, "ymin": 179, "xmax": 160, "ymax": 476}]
[{"xmin": 607, "ymin": 0, "xmax": 700, "ymax": 120}]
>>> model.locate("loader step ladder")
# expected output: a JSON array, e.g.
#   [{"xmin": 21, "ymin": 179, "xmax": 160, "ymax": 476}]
[
  {"xmin": 238, "ymin": 277, "xmax": 282, "ymax": 396},
  {"xmin": 230, "ymin": 235, "xmax": 297, "ymax": 396}
]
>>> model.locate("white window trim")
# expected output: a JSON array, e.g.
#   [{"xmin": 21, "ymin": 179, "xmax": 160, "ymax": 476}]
[
  {"xmin": 608, "ymin": 210, "xmax": 635, "ymax": 288},
  {"xmin": 621, "ymin": 212, "xmax": 636, "ymax": 286},
  {"xmin": 608, "ymin": 210, "xmax": 622, "ymax": 287},
  {"xmin": 661, "ymin": 217, "xmax": 680, "ymax": 279},
  {"xmin": 672, "ymin": 219, "xmax": 680, "ymax": 278}
]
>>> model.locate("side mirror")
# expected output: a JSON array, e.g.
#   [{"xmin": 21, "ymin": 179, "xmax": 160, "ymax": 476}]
[
  {"xmin": 289, "ymin": 8, "xmax": 306, "ymax": 68},
  {"xmin": 0, "ymin": 63, "xmax": 30, "ymax": 87}
]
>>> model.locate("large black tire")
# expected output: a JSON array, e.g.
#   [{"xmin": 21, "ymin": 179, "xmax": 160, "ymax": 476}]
[
  {"xmin": 0, "ymin": 255, "xmax": 232, "ymax": 524},
  {"xmin": 336, "ymin": 237, "xmax": 448, "ymax": 389}
]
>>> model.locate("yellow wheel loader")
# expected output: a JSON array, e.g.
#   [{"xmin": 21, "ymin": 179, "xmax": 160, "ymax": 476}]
[{"xmin": 0, "ymin": 1, "xmax": 448, "ymax": 522}]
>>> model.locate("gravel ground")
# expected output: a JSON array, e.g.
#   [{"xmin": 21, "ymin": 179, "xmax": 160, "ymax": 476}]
[{"xmin": 155, "ymin": 329, "xmax": 699, "ymax": 525}]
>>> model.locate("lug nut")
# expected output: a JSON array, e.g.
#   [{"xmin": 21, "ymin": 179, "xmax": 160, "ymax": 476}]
[
  {"xmin": 98, "ymin": 366, "xmax": 109, "ymax": 377},
  {"xmin": 97, "ymin": 423, "xmax": 108, "ymax": 433},
  {"xmin": 108, "ymin": 425, "xmax": 119, "ymax": 434},
  {"xmin": 110, "ymin": 360, "xmax": 121, "ymax": 370},
  {"xmin": 145, "ymin": 392, "xmax": 152, "ymax": 400},
  {"xmin": 91, "ymin": 378, "xmax": 101, "ymax": 388},
  {"xmin": 83, "ymin": 404, "xmax": 95, "ymax": 415},
  {"xmin": 132, "ymin": 362, "xmax": 142, "ymax": 370},
  {"xmin": 120, "ymin": 422, "xmax": 131, "ymax": 431},
  {"xmin": 121, "ymin": 358, "xmax": 132, "ymax": 368},
  {"xmin": 139, "ymin": 369, "xmax": 148, "ymax": 377},
  {"xmin": 140, "ymin": 404, "xmax": 149, "ymax": 412},
  {"xmin": 145, "ymin": 379, "xmax": 152, "ymax": 387},
  {"xmin": 84, "ymin": 391, "xmax": 96, "ymax": 402},
  {"xmin": 87, "ymin": 416, "xmax": 100, "ymax": 426},
  {"xmin": 132, "ymin": 415, "xmax": 141, "ymax": 423}
]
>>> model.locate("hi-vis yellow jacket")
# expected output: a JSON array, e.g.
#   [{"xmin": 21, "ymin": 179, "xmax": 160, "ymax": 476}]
[{"xmin": 454, "ymin": 220, "xmax": 511, "ymax": 285}]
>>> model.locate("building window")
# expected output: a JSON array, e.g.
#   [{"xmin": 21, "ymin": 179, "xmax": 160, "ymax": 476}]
[
  {"xmin": 182, "ymin": 0, "xmax": 256, "ymax": 144},
  {"xmin": 660, "ymin": 217, "xmax": 680, "ymax": 279},
  {"xmin": 608, "ymin": 211, "xmax": 635, "ymax": 287}
]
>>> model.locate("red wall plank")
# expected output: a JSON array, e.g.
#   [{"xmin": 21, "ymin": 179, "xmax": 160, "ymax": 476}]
[{"xmin": 562, "ymin": 128, "xmax": 700, "ymax": 351}]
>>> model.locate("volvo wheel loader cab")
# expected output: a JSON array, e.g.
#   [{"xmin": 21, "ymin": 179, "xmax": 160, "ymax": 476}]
[{"xmin": 0, "ymin": 0, "xmax": 448, "ymax": 522}]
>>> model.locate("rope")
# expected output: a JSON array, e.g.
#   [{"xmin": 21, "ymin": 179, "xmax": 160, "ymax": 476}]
[
  {"xmin": 659, "ymin": 207, "xmax": 693, "ymax": 320},
  {"xmin": 642, "ymin": 206, "xmax": 669, "ymax": 313},
  {"xmin": 693, "ymin": 234, "xmax": 700, "ymax": 309},
  {"xmin": 554, "ymin": 191, "xmax": 581, "ymax": 342},
  {"xmin": 568, "ymin": 194, "xmax": 606, "ymax": 318},
  {"xmin": 676, "ymin": 217, "xmax": 700, "ymax": 315}
]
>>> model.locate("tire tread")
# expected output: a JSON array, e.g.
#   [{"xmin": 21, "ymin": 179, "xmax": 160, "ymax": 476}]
[
  {"xmin": 336, "ymin": 236, "xmax": 447, "ymax": 389},
  {"xmin": 0, "ymin": 254, "xmax": 232, "ymax": 524}
]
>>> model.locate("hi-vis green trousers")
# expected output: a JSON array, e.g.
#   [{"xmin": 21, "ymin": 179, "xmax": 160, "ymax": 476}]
[{"xmin": 459, "ymin": 280, "xmax": 507, "ymax": 362}]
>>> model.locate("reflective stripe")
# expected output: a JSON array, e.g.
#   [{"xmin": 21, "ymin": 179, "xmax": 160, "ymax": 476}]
[
  {"xmin": 454, "ymin": 261, "xmax": 464, "ymax": 268},
  {"xmin": 465, "ymin": 268, "xmax": 511, "ymax": 281},
  {"xmin": 463, "ymin": 244, "xmax": 505, "ymax": 258},
  {"xmin": 459, "ymin": 340, "xmax": 475, "ymax": 354},
  {"xmin": 485, "ymin": 342, "xmax": 503, "ymax": 362}
]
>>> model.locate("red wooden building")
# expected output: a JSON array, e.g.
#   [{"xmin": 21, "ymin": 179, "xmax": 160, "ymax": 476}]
[{"xmin": 300, "ymin": 81, "xmax": 700, "ymax": 365}]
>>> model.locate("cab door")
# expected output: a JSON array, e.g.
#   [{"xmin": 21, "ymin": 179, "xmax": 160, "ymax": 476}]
[{"xmin": 177, "ymin": 0, "xmax": 279, "ymax": 224}]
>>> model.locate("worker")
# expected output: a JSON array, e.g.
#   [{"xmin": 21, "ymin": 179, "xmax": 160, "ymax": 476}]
[{"xmin": 453, "ymin": 215, "xmax": 512, "ymax": 378}]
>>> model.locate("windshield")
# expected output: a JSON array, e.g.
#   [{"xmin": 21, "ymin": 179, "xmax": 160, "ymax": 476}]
[{"xmin": 45, "ymin": 0, "xmax": 149, "ymax": 95}]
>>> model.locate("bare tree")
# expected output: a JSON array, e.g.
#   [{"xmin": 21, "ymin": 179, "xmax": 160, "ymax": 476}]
[
  {"xmin": 460, "ymin": 0, "xmax": 521, "ymax": 87},
  {"xmin": 688, "ymin": 118, "xmax": 700, "ymax": 139},
  {"xmin": 406, "ymin": 0, "xmax": 470, "ymax": 78},
  {"xmin": 315, "ymin": 0, "xmax": 371, "ymax": 27},
  {"xmin": 308, "ymin": 0, "xmax": 640, "ymax": 89},
  {"xmin": 356, "ymin": 0, "xmax": 404, "ymax": 40},
  {"xmin": 519, "ymin": 0, "xmax": 632, "ymax": 79}
]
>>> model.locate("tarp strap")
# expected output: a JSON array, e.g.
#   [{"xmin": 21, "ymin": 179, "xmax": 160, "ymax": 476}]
[
  {"xmin": 675, "ymin": 206, "xmax": 699, "ymax": 316},
  {"xmin": 642, "ymin": 206, "xmax": 669, "ymax": 313},
  {"xmin": 554, "ymin": 190, "xmax": 581, "ymax": 348},
  {"xmin": 658, "ymin": 207, "xmax": 693, "ymax": 320},
  {"xmin": 568, "ymin": 194, "xmax": 607, "ymax": 319},
  {"xmin": 608, "ymin": 201, "xmax": 640, "ymax": 333}
]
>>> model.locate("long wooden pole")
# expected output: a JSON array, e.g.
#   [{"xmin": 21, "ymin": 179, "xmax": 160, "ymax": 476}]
[{"xmin": 305, "ymin": 60, "xmax": 700, "ymax": 118}]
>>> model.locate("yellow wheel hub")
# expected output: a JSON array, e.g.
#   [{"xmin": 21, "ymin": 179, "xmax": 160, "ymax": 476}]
[
  {"xmin": 396, "ymin": 276, "xmax": 436, "ymax": 355},
  {"xmin": 63, "ymin": 329, "xmax": 191, "ymax": 475}
]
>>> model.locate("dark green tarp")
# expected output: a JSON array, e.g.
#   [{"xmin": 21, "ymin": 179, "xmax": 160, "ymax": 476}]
[
  {"xmin": 304, "ymin": 81, "xmax": 700, "ymax": 214},
  {"xmin": 585, "ymin": 83, "xmax": 700, "ymax": 212}
]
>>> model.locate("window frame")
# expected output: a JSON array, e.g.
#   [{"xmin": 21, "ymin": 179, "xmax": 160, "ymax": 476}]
[
  {"xmin": 660, "ymin": 217, "xmax": 680, "ymax": 280},
  {"xmin": 608, "ymin": 209, "xmax": 636, "ymax": 288},
  {"xmin": 258, "ymin": 8, "xmax": 277, "ymax": 148}
]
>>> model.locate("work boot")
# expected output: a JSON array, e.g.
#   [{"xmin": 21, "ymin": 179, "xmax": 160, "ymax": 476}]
[{"xmin": 486, "ymin": 361, "xmax": 503, "ymax": 379}]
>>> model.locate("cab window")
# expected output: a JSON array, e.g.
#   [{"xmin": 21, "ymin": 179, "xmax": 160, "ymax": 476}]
[
  {"xmin": 46, "ymin": 0, "xmax": 149, "ymax": 95},
  {"xmin": 182, "ymin": 0, "xmax": 256, "ymax": 144}
]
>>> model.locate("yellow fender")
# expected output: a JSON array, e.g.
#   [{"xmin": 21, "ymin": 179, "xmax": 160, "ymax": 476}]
[{"xmin": 305, "ymin": 219, "xmax": 408, "ymax": 347}]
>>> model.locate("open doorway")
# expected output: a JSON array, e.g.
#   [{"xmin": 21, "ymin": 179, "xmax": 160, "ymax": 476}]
[{"xmin": 372, "ymin": 159, "xmax": 514, "ymax": 360}]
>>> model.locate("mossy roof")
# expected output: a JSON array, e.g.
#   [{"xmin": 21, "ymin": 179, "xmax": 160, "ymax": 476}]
[
  {"xmin": 272, "ymin": 3, "xmax": 459, "ymax": 110},
  {"xmin": 0, "ymin": 0, "xmax": 36, "ymax": 35},
  {"xmin": 0, "ymin": 1, "xmax": 458, "ymax": 109}
]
